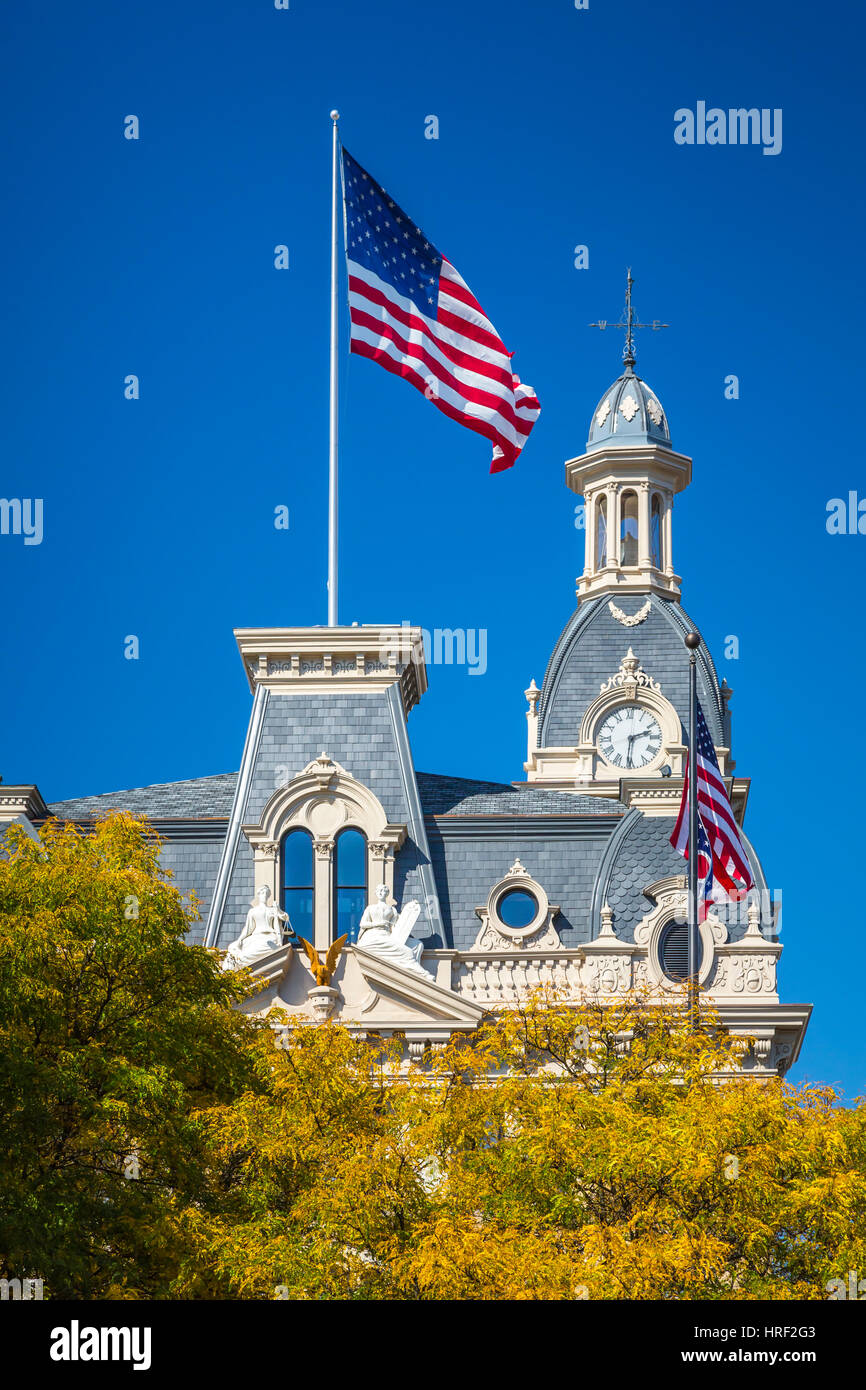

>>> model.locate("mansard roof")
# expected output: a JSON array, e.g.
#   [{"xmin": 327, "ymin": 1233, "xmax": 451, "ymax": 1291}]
[
  {"xmin": 537, "ymin": 593, "xmax": 726, "ymax": 750},
  {"xmin": 417, "ymin": 772, "xmax": 623, "ymax": 818},
  {"xmin": 47, "ymin": 770, "xmax": 624, "ymax": 824},
  {"xmin": 594, "ymin": 807, "xmax": 769, "ymax": 945},
  {"xmin": 47, "ymin": 773, "xmax": 239, "ymax": 821}
]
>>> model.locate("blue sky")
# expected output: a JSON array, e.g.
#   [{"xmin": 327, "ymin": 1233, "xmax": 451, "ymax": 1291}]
[{"xmin": 2, "ymin": 0, "xmax": 864, "ymax": 1094}]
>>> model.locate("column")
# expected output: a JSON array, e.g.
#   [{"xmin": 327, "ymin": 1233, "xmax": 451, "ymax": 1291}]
[
  {"xmin": 313, "ymin": 838, "xmax": 334, "ymax": 951},
  {"xmin": 368, "ymin": 841, "xmax": 395, "ymax": 898},
  {"xmin": 638, "ymin": 481, "xmax": 651, "ymax": 569},
  {"xmin": 257, "ymin": 842, "xmax": 281, "ymax": 907},
  {"xmin": 663, "ymin": 491, "xmax": 674, "ymax": 577},
  {"xmin": 609, "ymin": 485, "xmax": 619, "ymax": 571},
  {"xmin": 583, "ymin": 488, "xmax": 594, "ymax": 576}
]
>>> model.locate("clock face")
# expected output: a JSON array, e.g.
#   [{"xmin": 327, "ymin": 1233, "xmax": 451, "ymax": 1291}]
[{"xmin": 597, "ymin": 704, "xmax": 662, "ymax": 770}]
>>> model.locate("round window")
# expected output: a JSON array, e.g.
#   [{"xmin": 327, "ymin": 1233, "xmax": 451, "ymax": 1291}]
[
  {"xmin": 497, "ymin": 888, "xmax": 538, "ymax": 930},
  {"xmin": 659, "ymin": 921, "xmax": 703, "ymax": 982}
]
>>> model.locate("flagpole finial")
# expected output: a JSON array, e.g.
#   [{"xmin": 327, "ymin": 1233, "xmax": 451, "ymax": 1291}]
[
  {"xmin": 330, "ymin": 109, "xmax": 340, "ymax": 122},
  {"xmin": 623, "ymin": 267, "xmax": 636, "ymax": 369},
  {"xmin": 684, "ymin": 632, "xmax": 701, "ymax": 650}
]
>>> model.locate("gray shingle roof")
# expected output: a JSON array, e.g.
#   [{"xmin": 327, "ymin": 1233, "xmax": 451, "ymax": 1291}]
[
  {"xmin": 46, "ymin": 769, "xmax": 624, "ymax": 823},
  {"xmin": 417, "ymin": 772, "xmax": 623, "ymax": 818},
  {"xmin": 47, "ymin": 773, "xmax": 239, "ymax": 820},
  {"xmin": 600, "ymin": 811, "xmax": 688, "ymax": 938},
  {"xmin": 537, "ymin": 594, "xmax": 726, "ymax": 750}
]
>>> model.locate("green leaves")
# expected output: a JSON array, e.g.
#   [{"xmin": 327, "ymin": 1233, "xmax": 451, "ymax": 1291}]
[{"xmin": 0, "ymin": 814, "xmax": 258, "ymax": 1298}]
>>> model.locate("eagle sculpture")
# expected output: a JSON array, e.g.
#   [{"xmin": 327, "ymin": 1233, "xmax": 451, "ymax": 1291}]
[{"xmin": 300, "ymin": 933, "xmax": 349, "ymax": 987}]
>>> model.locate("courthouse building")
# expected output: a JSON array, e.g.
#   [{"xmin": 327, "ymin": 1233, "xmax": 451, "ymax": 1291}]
[{"xmin": 3, "ymin": 350, "xmax": 810, "ymax": 1073}]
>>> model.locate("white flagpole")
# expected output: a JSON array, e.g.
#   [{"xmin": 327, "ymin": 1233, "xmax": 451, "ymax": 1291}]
[
  {"xmin": 685, "ymin": 630, "xmax": 701, "ymax": 1029},
  {"xmin": 328, "ymin": 109, "xmax": 341, "ymax": 627}
]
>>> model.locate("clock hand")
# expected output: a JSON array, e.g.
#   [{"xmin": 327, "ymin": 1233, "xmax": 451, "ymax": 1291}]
[{"xmin": 626, "ymin": 733, "xmax": 637, "ymax": 769}]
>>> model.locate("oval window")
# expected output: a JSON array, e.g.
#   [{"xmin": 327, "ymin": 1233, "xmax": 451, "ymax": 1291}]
[
  {"xmin": 497, "ymin": 888, "xmax": 538, "ymax": 930},
  {"xmin": 659, "ymin": 921, "xmax": 703, "ymax": 982}
]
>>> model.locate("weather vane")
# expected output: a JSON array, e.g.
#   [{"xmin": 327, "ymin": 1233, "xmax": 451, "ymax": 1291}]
[{"xmin": 589, "ymin": 269, "xmax": 668, "ymax": 367}]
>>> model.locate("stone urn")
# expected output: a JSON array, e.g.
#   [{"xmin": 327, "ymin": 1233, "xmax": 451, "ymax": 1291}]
[{"xmin": 307, "ymin": 985, "xmax": 340, "ymax": 1022}]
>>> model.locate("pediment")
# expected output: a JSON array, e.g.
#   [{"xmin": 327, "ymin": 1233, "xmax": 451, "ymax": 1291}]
[{"xmin": 350, "ymin": 946, "xmax": 486, "ymax": 1028}]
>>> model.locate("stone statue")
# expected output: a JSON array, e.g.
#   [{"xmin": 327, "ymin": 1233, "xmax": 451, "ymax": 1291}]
[
  {"xmin": 222, "ymin": 885, "xmax": 294, "ymax": 970},
  {"xmin": 357, "ymin": 883, "xmax": 431, "ymax": 979}
]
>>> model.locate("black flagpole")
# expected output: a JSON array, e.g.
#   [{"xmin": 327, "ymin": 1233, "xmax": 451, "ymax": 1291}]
[{"xmin": 684, "ymin": 631, "xmax": 701, "ymax": 1029}]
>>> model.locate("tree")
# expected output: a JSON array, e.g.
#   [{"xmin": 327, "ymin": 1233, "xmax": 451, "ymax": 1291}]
[
  {"xmin": 3, "ymin": 816, "xmax": 865, "ymax": 1301},
  {"xmin": 0, "ymin": 814, "xmax": 259, "ymax": 1299},
  {"xmin": 178, "ymin": 996, "xmax": 866, "ymax": 1301}
]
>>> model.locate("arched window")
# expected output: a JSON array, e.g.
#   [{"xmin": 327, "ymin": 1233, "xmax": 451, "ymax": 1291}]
[
  {"xmin": 595, "ymin": 495, "xmax": 607, "ymax": 569},
  {"xmin": 281, "ymin": 829, "xmax": 314, "ymax": 945},
  {"xmin": 620, "ymin": 490, "xmax": 639, "ymax": 566},
  {"xmin": 651, "ymin": 493, "xmax": 662, "ymax": 569},
  {"xmin": 659, "ymin": 920, "xmax": 703, "ymax": 982},
  {"xmin": 334, "ymin": 828, "xmax": 367, "ymax": 943}
]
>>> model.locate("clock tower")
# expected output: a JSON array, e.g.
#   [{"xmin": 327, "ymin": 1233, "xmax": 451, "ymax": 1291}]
[{"xmin": 523, "ymin": 330, "xmax": 734, "ymax": 808}]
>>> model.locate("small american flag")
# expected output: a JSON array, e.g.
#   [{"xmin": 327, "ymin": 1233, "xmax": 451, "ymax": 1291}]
[
  {"xmin": 694, "ymin": 816, "xmax": 715, "ymax": 923},
  {"xmin": 341, "ymin": 148, "xmax": 540, "ymax": 473},
  {"xmin": 671, "ymin": 699, "xmax": 754, "ymax": 896}
]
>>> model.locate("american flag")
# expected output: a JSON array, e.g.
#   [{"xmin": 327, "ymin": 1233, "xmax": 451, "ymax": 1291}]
[
  {"xmin": 694, "ymin": 817, "xmax": 715, "ymax": 923},
  {"xmin": 671, "ymin": 698, "xmax": 754, "ymax": 896},
  {"xmin": 341, "ymin": 148, "xmax": 540, "ymax": 473}
]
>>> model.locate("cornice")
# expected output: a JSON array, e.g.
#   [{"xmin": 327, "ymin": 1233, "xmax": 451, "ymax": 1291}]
[
  {"xmin": 0, "ymin": 785, "xmax": 49, "ymax": 821},
  {"xmin": 426, "ymin": 814, "xmax": 623, "ymax": 838},
  {"xmin": 564, "ymin": 442, "xmax": 693, "ymax": 496},
  {"xmin": 234, "ymin": 625, "xmax": 427, "ymax": 716}
]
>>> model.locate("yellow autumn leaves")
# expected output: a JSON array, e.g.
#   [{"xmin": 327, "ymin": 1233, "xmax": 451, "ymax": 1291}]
[{"xmin": 1, "ymin": 814, "xmax": 864, "ymax": 1300}]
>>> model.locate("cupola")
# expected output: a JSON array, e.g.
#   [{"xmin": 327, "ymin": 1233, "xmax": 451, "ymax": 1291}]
[
  {"xmin": 567, "ymin": 274, "xmax": 693, "ymax": 603},
  {"xmin": 587, "ymin": 362, "xmax": 671, "ymax": 452}
]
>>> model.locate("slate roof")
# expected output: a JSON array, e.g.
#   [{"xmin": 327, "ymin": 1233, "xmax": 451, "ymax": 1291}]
[
  {"xmin": 417, "ymin": 772, "xmax": 623, "ymax": 818},
  {"xmin": 47, "ymin": 773, "xmax": 239, "ymax": 820},
  {"xmin": 47, "ymin": 770, "xmax": 624, "ymax": 823},
  {"xmin": 600, "ymin": 811, "xmax": 688, "ymax": 939},
  {"xmin": 537, "ymin": 593, "xmax": 726, "ymax": 749},
  {"xmin": 596, "ymin": 809, "xmax": 768, "ymax": 943}
]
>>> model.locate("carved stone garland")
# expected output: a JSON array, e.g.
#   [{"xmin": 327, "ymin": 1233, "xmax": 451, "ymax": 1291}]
[{"xmin": 608, "ymin": 598, "xmax": 651, "ymax": 627}]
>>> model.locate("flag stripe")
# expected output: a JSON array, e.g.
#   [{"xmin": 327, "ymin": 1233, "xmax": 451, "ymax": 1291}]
[
  {"xmin": 348, "ymin": 311, "xmax": 535, "ymax": 440},
  {"xmin": 350, "ymin": 333, "xmax": 532, "ymax": 453},
  {"xmin": 348, "ymin": 264, "xmax": 515, "ymax": 379},
  {"xmin": 347, "ymin": 276, "xmax": 518, "ymax": 393},
  {"xmin": 351, "ymin": 338, "xmax": 524, "ymax": 463},
  {"xmin": 438, "ymin": 259, "xmax": 503, "ymax": 337}
]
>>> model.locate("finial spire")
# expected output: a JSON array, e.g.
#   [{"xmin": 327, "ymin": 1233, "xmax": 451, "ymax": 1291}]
[
  {"xmin": 623, "ymin": 267, "xmax": 636, "ymax": 367},
  {"xmin": 589, "ymin": 269, "xmax": 669, "ymax": 371}
]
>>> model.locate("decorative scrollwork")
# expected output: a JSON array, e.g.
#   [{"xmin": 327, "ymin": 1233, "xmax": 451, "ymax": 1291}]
[{"xmin": 599, "ymin": 648, "xmax": 660, "ymax": 694}]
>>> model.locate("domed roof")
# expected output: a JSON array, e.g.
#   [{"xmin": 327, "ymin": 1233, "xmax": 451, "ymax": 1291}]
[
  {"xmin": 537, "ymin": 594, "xmax": 726, "ymax": 752},
  {"xmin": 586, "ymin": 360, "xmax": 670, "ymax": 452}
]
